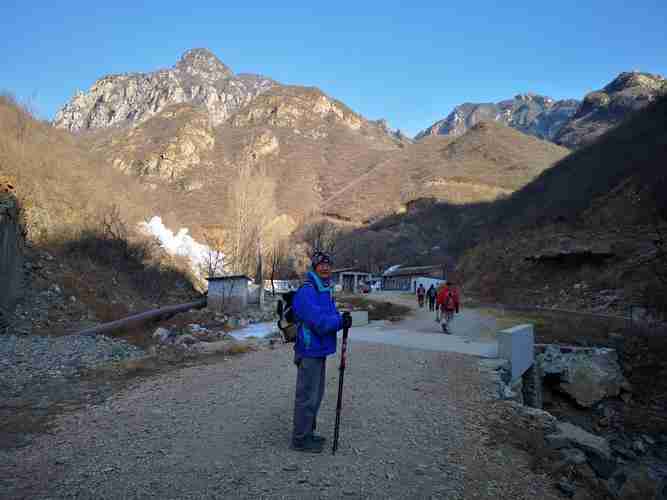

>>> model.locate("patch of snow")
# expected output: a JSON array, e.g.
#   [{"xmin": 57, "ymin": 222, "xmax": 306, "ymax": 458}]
[{"xmin": 229, "ymin": 322, "xmax": 278, "ymax": 340}]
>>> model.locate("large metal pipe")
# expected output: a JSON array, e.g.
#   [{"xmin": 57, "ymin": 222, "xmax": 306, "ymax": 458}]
[{"xmin": 75, "ymin": 298, "xmax": 207, "ymax": 337}]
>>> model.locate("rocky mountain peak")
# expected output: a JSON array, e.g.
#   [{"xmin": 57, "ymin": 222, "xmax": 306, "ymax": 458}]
[
  {"xmin": 54, "ymin": 49, "xmax": 274, "ymax": 131},
  {"xmin": 604, "ymin": 71, "xmax": 667, "ymax": 94},
  {"xmin": 175, "ymin": 48, "xmax": 233, "ymax": 81}
]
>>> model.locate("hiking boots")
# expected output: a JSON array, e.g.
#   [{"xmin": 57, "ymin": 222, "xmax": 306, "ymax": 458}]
[
  {"xmin": 291, "ymin": 436, "xmax": 324, "ymax": 453},
  {"xmin": 311, "ymin": 433, "xmax": 327, "ymax": 444}
]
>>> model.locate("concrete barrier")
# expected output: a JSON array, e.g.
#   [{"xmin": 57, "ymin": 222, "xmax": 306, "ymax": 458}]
[
  {"xmin": 350, "ymin": 310, "xmax": 369, "ymax": 326},
  {"xmin": 497, "ymin": 324, "xmax": 535, "ymax": 382}
]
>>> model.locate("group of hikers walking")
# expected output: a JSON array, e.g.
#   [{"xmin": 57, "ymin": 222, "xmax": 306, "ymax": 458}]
[{"xmin": 417, "ymin": 281, "xmax": 460, "ymax": 333}]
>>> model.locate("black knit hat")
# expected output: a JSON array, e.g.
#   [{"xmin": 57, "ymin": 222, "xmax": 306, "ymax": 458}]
[{"xmin": 311, "ymin": 250, "xmax": 333, "ymax": 268}]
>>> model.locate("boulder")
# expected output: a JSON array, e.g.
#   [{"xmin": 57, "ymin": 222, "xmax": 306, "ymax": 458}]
[
  {"xmin": 546, "ymin": 422, "xmax": 612, "ymax": 465},
  {"xmin": 537, "ymin": 345, "xmax": 627, "ymax": 407}
]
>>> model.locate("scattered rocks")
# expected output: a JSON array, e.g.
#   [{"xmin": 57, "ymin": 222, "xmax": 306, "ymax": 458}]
[
  {"xmin": 605, "ymin": 465, "xmax": 664, "ymax": 500},
  {"xmin": 0, "ymin": 333, "xmax": 145, "ymax": 394},
  {"xmin": 152, "ymin": 327, "xmax": 174, "ymax": 344},
  {"xmin": 557, "ymin": 479, "xmax": 577, "ymax": 497},
  {"xmin": 174, "ymin": 334, "xmax": 198, "ymax": 347},
  {"xmin": 504, "ymin": 401, "xmax": 558, "ymax": 432}
]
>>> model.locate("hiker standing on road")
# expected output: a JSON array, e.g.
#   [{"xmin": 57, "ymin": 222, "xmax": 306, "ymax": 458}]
[
  {"xmin": 437, "ymin": 281, "xmax": 460, "ymax": 334},
  {"xmin": 427, "ymin": 284, "xmax": 437, "ymax": 312},
  {"xmin": 291, "ymin": 251, "xmax": 352, "ymax": 453}
]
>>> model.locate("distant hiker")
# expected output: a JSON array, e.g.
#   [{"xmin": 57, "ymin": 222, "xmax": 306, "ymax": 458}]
[
  {"xmin": 416, "ymin": 284, "xmax": 426, "ymax": 308},
  {"xmin": 435, "ymin": 282, "xmax": 446, "ymax": 322},
  {"xmin": 427, "ymin": 284, "xmax": 437, "ymax": 312},
  {"xmin": 291, "ymin": 250, "xmax": 352, "ymax": 453},
  {"xmin": 437, "ymin": 281, "xmax": 460, "ymax": 334}
]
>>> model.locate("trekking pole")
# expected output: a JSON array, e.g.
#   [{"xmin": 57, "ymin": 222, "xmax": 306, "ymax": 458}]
[{"xmin": 332, "ymin": 324, "xmax": 350, "ymax": 455}]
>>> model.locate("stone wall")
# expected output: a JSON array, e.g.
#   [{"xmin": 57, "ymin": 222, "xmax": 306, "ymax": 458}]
[{"xmin": 0, "ymin": 195, "xmax": 24, "ymax": 317}]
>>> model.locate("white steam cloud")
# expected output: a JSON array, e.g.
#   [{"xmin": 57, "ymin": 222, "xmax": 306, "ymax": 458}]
[{"xmin": 138, "ymin": 216, "xmax": 222, "ymax": 278}]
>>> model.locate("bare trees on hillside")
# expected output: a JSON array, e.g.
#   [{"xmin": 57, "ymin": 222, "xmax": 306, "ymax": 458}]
[
  {"xmin": 301, "ymin": 219, "xmax": 340, "ymax": 255},
  {"xmin": 227, "ymin": 163, "xmax": 277, "ymax": 276}
]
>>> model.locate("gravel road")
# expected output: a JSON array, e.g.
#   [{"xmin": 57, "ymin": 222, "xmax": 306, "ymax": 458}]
[{"xmin": 2, "ymin": 336, "xmax": 559, "ymax": 499}]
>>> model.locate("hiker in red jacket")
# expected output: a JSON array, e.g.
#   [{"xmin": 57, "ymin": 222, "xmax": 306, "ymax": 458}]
[{"xmin": 436, "ymin": 282, "xmax": 460, "ymax": 334}]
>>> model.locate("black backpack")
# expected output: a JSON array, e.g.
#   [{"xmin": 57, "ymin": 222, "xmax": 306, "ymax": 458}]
[{"xmin": 277, "ymin": 290, "xmax": 297, "ymax": 325}]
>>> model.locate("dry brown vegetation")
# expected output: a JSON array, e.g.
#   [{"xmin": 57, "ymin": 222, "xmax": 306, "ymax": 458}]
[{"xmin": 0, "ymin": 94, "xmax": 200, "ymax": 324}]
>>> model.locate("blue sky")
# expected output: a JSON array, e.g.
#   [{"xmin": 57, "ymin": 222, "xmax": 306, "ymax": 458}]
[{"xmin": 1, "ymin": 1, "xmax": 666, "ymax": 137}]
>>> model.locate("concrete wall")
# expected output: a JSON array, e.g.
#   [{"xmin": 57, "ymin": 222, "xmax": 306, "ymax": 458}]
[{"xmin": 0, "ymin": 196, "xmax": 24, "ymax": 314}]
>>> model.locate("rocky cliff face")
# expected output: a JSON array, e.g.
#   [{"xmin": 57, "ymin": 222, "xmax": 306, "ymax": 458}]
[
  {"xmin": 0, "ymin": 187, "xmax": 24, "ymax": 316},
  {"xmin": 89, "ymin": 104, "xmax": 215, "ymax": 186},
  {"xmin": 415, "ymin": 94, "xmax": 579, "ymax": 143},
  {"xmin": 554, "ymin": 71, "xmax": 667, "ymax": 149},
  {"xmin": 54, "ymin": 48, "xmax": 275, "ymax": 131}
]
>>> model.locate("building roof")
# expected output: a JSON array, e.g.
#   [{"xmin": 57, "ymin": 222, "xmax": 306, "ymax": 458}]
[
  {"xmin": 206, "ymin": 275, "xmax": 252, "ymax": 281},
  {"xmin": 331, "ymin": 267, "xmax": 371, "ymax": 274},
  {"xmin": 382, "ymin": 265, "xmax": 444, "ymax": 278}
]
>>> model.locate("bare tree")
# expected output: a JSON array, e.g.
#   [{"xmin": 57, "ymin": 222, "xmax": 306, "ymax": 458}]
[
  {"xmin": 268, "ymin": 238, "xmax": 291, "ymax": 295},
  {"xmin": 227, "ymin": 164, "xmax": 277, "ymax": 275},
  {"xmin": 202, "ymin": 229, "xmax": 227, "ymax": 278},
  {"xmin": 301, "ymin": 219, "xmax": 340, "ymax": 256}
]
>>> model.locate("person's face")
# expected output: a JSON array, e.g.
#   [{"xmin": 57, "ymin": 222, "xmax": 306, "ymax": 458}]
[{"xmin": 315, "ymin": 262, "xmax": 332, "ymax": 279}]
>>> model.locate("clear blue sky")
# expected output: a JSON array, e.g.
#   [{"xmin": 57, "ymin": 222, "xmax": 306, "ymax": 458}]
[{"xmin": 2, "ymin": 1, "xmax": 666, "ymax": 137}]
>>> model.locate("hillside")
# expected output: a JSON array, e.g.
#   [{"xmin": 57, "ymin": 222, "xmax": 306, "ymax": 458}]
[
  {"xmin": 458, "ymin": 94, "xmax": 667, "ymax": 311},
  {"xmin": 83, "ymin": 83, "xmax": 406, "ymax": 232},
  {"xmin": 60, "ymin": 48, "xmax": 578, "ymax": 233},
  {"xmin": 325, "ymin": 120, "xmax": 569, "ymax": 222},
  {"xmin": 334, "ymin": 94, "xmax": 667, "ymax": 292},
  {"xmin": 0, "ymin": 95, "xmax": 199, "ymax": 334}
]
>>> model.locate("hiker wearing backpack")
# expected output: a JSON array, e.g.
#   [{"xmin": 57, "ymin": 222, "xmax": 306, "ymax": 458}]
[
  {"xmin": 291, "ymin": 250, "xmax": 352, "ymax": 453},
  {"xmin": 416, "ymin": 284, "xmax": 426, "ymax": 308},
  {"xmin": 427, "ymin": 284, "xmax": 437, "ymax": 312},
  {"xmin": 436, "ymin": 281, "xmax": 460, "ymax": 334}
]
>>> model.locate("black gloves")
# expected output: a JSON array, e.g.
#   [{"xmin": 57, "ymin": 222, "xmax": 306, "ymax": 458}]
[{"xmin": 342, "ymin": 312, "xmax": 353, "ymax": 330}]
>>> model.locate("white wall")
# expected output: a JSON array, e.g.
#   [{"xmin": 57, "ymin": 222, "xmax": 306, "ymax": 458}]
[{"xmin": 412, "ymin": 277, "xmax": 445, "ymax": 292}]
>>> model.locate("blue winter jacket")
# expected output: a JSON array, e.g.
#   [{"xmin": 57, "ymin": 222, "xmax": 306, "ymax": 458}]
[{"xmin": 293, "ymin": 271, "xmax": 343, "ymax": 358}]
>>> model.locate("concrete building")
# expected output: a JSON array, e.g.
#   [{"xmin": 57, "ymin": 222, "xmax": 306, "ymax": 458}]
[
  {"xmin": 331, "ymin": 267, "xmax": 372, "ymax": 293},
  {"xmin": 206, "ymin": 275, "xmax": 251, "ymax": 313},
  {"xmin": 382, "ymin": 265, "xmax": 446, "ymax": 292}
]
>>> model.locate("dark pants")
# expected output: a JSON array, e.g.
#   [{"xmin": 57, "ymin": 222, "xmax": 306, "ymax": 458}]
[
  {"xmin": 428, "ymin": 297, "xmax": 435, "ymax": 311},
  {"xmin": 293, "ymin": 355, "xmax": 326, "ymax": 443}
]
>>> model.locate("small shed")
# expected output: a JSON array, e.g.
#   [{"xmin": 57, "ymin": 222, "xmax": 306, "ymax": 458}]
[
  {"xmin": 207, "ymin": 275, "xmax": 251, "ymax": 313},
  {"xmin": 331, "ymin": 267, "xmax": 372, "ymax": 293}
]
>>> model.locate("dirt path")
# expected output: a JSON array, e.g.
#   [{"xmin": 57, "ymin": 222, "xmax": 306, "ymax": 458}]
[
  {"xmin": 1, "ymin": 303, "xmax": 559, "ymax": 499},
  {"xmin": 352, "ymin": 292, "xmax": 500, "ymax": 356}
]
